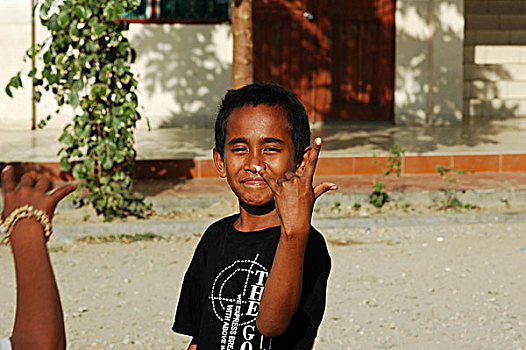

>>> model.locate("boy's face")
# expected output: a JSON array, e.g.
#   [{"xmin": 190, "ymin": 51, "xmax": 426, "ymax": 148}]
[{"xmin": 213, "ymin": 104, "xmax": 303, "ymax": 209}]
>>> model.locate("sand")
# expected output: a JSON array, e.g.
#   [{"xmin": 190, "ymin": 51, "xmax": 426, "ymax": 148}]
[{"xmin": 0, "ymin": 213, "xmax": 525, "ymax": 349}]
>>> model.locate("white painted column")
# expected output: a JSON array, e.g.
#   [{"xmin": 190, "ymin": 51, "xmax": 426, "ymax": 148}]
[{"xmin": 395, "ymin": 0, "xmax": 464, "ymax": 125}]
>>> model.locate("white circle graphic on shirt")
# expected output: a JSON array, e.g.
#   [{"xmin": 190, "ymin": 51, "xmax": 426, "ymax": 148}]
[{"xmin": 209, "ymin": 254, "xmax": 268, "ymax": 326}]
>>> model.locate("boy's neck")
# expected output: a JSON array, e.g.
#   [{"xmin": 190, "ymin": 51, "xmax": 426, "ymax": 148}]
[{"xmin": 235, "ymin": 204, "xmax": 281, "ymax": 232}]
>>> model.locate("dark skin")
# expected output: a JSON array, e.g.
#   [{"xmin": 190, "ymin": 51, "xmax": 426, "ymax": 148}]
[
  {"xmin": 212, "ymin": 104, "xmax": 336, "ymax": 341},
  {"xmin": 2, "ymin": 165, "xmax": 77, "ymax": 350}
]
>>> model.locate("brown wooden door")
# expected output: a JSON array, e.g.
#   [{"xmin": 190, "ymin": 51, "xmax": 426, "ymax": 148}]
[{"xmin": 253, "ymin": 0, "xmax": 395, "ymax": 122}]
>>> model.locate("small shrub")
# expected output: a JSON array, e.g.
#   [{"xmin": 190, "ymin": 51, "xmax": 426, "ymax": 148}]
[
  {"xmin": 369, "ymin": 144, "xmax": 405, "ymax": 208},
  {"xmin": 5, "ymin": 0, "xmax": 150, "ymax": 221}
]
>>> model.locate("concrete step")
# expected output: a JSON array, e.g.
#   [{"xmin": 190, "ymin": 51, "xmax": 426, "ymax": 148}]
[
  {"xmin": 466, "ymin": 14, "xmax": 526, "ymax": 30},
  {"xmin": 464, "ymin": 45, "xmax": 526, "ymax": 64},
  {"xmin": 464, "ymin": 63, "xmax": 526, "ymax": 82},
  {"xmin": 464, "ymin": 80, "xmax": 526, "ymax": 99},
  {"xmin": 465, "ymin": 29, "xmax": 526, "ymax": 45},
  {"xmin": 464, "ymin": 98, "xmax": 526, "ymax": 116},
  {"xmin": 466, "ymin": 1, "xmax": 526, "ymax": 15}
]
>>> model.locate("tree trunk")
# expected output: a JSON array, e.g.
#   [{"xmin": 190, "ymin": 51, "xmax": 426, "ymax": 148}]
[{"xmin": 232, "ymin": 0, "xmax": 254, "ymax": 89}]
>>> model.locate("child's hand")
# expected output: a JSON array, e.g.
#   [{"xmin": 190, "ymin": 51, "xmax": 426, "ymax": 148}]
[
  {"xmin": 1, "ymin": 165, "xmax": 78, "ymax": 220},
  {"xmin": 257, "ymin": 138, "xmax": 337, "ymax": 238}
]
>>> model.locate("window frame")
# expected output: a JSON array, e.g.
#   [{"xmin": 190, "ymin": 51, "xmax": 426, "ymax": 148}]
[{"xmin": 119, "ymin": 0, "xmax": 231, "ymax": 24}]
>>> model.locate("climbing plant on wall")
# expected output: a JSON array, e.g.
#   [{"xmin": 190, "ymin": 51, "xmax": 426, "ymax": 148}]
[{"xmin": 5, "ymin": 0, "xmax": 151, "ymax": 221}]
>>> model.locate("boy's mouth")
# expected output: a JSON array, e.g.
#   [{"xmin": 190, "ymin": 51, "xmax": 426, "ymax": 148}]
[{"xmin": 241, "ymin": 177, "xmax": 267, "ymax": 186}]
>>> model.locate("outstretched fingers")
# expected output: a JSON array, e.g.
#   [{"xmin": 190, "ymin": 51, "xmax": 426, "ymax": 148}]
[
  {"xmin": 313, "ymin": 182, "xmax": 338, "ymax": 200},
  {"xmin": 19, "ymin": 171, "xmax": 36, "ymax": 188},
  {"xmin": 49, "ymin": 182, "xmax": 78, "ymax": 203},
  {"xmin": 255, "ymin": 165, "xmax": 280, "ymax": 194},
  {"xmin": 303, "ymin": 138, "xmax": 322, "ymax": 181},
  {"xmin": 1, "ymin": 165, "xmax": 15, "ymax": 193},
  {"xmin": 34, "ymin": 175, "xmax": 51, "ymax": 193}
]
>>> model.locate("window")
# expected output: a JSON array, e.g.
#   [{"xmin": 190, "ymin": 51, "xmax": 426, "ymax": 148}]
[{"xmin": 121, "ymin": 0, "xmax": 231, "ymax": 23}]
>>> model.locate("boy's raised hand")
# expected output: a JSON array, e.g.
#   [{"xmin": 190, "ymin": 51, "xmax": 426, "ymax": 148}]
[
  {"xmin": 1, "ymin": 165, "xmax": 78, "ymax": 220},
  {"xmin": 257, "ymin": 138, "xmax": 337, "ymax": 238}
]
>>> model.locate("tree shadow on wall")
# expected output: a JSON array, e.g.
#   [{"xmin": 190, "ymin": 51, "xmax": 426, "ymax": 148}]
[
  {"xmin": 361, "ymin": 0, "xmax": 522, "ymax": 153},
  {"xmin": 130, "ymin": 24, "xmax": 232, "ymax": 129},
  {"xmin": 254, "ymin": 0, "xmax": 523, "ymax": 154}
]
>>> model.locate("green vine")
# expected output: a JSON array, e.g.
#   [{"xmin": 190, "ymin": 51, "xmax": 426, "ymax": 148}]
[
  {"xmin": 6, "ymin": 0, "xmax": 151, "ymax": 221},
  {"xmin": 369, "ymin": 144, "xmax": 405, "ymax": 208}
]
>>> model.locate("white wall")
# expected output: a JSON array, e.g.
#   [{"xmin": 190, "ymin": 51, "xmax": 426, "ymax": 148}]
[
  {"xmin": 395, "ymin": 0, "xmax": 465, "ymax": 125},
  {"xmin": 0, "ymin": 0, "xmax": 33, "ymax": 129},
  {"xmin": 1, "ymin": 0, "xmax": 468, "ymax": 128},
  {"xmin": 129, "ymin": 23, "xmax": 232, "ymax": 129},
  {"xmin": 0, "ymin": 0, "xmax": 232, "ymax": 130}
]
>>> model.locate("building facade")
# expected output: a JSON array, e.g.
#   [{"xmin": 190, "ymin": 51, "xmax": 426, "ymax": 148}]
[{"xmin": 0, "ymin": 0, "xmax": 524, "ymax": 130}]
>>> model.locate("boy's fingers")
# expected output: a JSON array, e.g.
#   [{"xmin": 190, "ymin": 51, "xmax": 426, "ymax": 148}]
[
  {"xmin": 313, "ymin": 182, "xmax": 338, "ymax": 200},
  {"xmin": 303, "ymin": 138, "xmax": 322, "ymax": 181},
  {"xmin": 284, "ymin": 171, "xmax": 296, "ymax": 181},
  {"xmin": 1, "ymin": 165, "xmax": 15, "ymax": 193},
  {"xmin": 50, "ymin": 182, "xmax": 78, "ymax": 203},
  {"xmin": 34, "ymin": 175, "xmax": 51, "ymax": 193},
  {"xmin": 256, "ymin": 166, "xmax": 280, "ymax": 193},
  {"xmin": 19, "ymin": 171, "xmax": 36, "ymax": 188}
]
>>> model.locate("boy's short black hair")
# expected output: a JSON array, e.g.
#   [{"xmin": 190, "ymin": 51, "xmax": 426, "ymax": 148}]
[{"xmin": 215, "ymin": 82, "xmax": 311, "ymax": 161}]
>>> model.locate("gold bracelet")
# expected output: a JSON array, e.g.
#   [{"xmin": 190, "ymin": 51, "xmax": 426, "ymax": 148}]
[{"xmin": 0, "ymin": 205, "xmax": 52, "ymax": 244}]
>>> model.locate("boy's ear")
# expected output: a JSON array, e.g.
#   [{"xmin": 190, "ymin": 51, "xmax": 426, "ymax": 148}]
[
  {"xmin": 213, "ymin": 148, "xmax": 227, "ymax": 178},
  {"xmin": 295, "ymin": 146, "xmax": 312, "ymax": 174}
]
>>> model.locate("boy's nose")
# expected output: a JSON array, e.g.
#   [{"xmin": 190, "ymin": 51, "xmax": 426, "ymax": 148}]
[{"xmin": 245, "ymin": 153, "xmax": 263, "ymax": 173}]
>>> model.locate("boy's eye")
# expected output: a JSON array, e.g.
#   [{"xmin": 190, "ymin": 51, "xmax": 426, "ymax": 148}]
[
  {"xmin": 231, "ymin": 147, "xmax": 247, "ymax": 153},
  {"xmin": 264, "ymin": 147, "xmax": 280, "ymax": 152}
]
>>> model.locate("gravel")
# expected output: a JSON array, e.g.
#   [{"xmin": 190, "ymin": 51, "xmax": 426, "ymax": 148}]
[{"xmin": 0, "ymin": 212, "xmax": 525, "ymax": 349}]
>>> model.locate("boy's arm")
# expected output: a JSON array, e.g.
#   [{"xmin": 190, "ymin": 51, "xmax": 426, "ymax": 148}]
[
  {"xmin": 256, "ymin": 138, "xmax": 336, "ymax": 337},
  {"xmin": 2, "ymin": 166, "xmax": 77, "ymax": 350}
]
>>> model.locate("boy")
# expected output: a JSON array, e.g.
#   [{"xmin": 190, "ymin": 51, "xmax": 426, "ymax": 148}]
[{"xmin": 173, "ymin": 82, "xmax": 336, "ymax": 349}]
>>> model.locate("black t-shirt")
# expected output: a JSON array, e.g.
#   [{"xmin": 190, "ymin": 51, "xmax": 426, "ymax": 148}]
[{"xmin": 172, "ymin": 214, "xmax": 331, "ymax": 350}]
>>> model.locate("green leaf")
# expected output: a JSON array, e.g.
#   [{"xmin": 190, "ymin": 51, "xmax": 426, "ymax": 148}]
[
  {"xmin": 55, "ymin": 53, "xmax": 66, "ymax": 68},
  {"xmin": 39, "ymin": 3, "xmax": 51, "ymax": 21},
  {"xmin": 70, "ymin": 91, "xmax": 80, "ymax": 107},
  {"xmin": 109, "ymin": 36, "xmax": 120, "ymax": 47},
  {"xmin": 5, "ymin": 85, "xmax": 13, "ymax": 98},
  {"xmin": 115, "ymin": 59, "xmax": 125, "ymax": 76},
  {"xmin": 73, "ymin": 79, "xmax": 84, "ymax": 91},
  {"xmin": 38, "ymin": 120, "xmax": 47, "ymax": 129},
  {"xmin": 57, "ymin": 10, "xmax": 70, "ymax": 28},
  {"xmin": 69, "ymin": 19, "xmax": 80, "ymax": 37},
  {"xmin": 86, "ymin": 40, "xmax": 97, "ymax": 53},
  {"xmin": 60, "ymin": 157, "xmax": 71, "ymax": 171},
  {"xmin": 102, "ymin": 157, "xmax": 113, "ymax": 170},
  {"xmin": 74, "ymin": 6, "xmax": 86, "ymax": 20},
  {"xmin": 43, "ymin": 51, "xmax": 51, "ymax": 64},
  {"xmin": 5, "ymin": 74, "xmax": 23, "ymax": 98},
  {"xmin": 94, "ymin": 23, "xmax": 107, "ymax": 37},
  {"xmin": 115, "ymin": 152, "xmax": 125, "ymax": 163},
  {"xmin": 62, "ymin": 133, "xmax": 74, "ymax": 146},
  {"xmin": 72, "ymin": 163, "xmax": 84, "ymax": 178}
]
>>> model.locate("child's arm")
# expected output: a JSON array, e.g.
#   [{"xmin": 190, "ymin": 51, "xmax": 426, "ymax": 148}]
[
  {"xmin": 256, "ymin": 138, "xmax": 336, "ymax": 337},
  {"xmin": 2, "ymin": 166, "xmax": 77, "ymax": 350}
]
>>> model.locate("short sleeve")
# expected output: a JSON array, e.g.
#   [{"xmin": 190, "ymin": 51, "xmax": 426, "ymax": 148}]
[
  {"xmin": 172, "ymin": 272, "xmax": 201, "ymax": 337},
  {"xmin": 300, "ymin": 228, "xmax": 332, "ymax": 328},
  {"xmin": 0, "ymin": 338, "xmax": 12, "ymax": 350},
  {"xmin": 172, "ymin": 236, "xmax": 208, "ymax": 337}
]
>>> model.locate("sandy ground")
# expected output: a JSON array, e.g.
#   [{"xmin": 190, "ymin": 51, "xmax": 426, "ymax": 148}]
[{"xmin": 1, "ymin": 214, "xmax": 525, "ymax": 349}]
